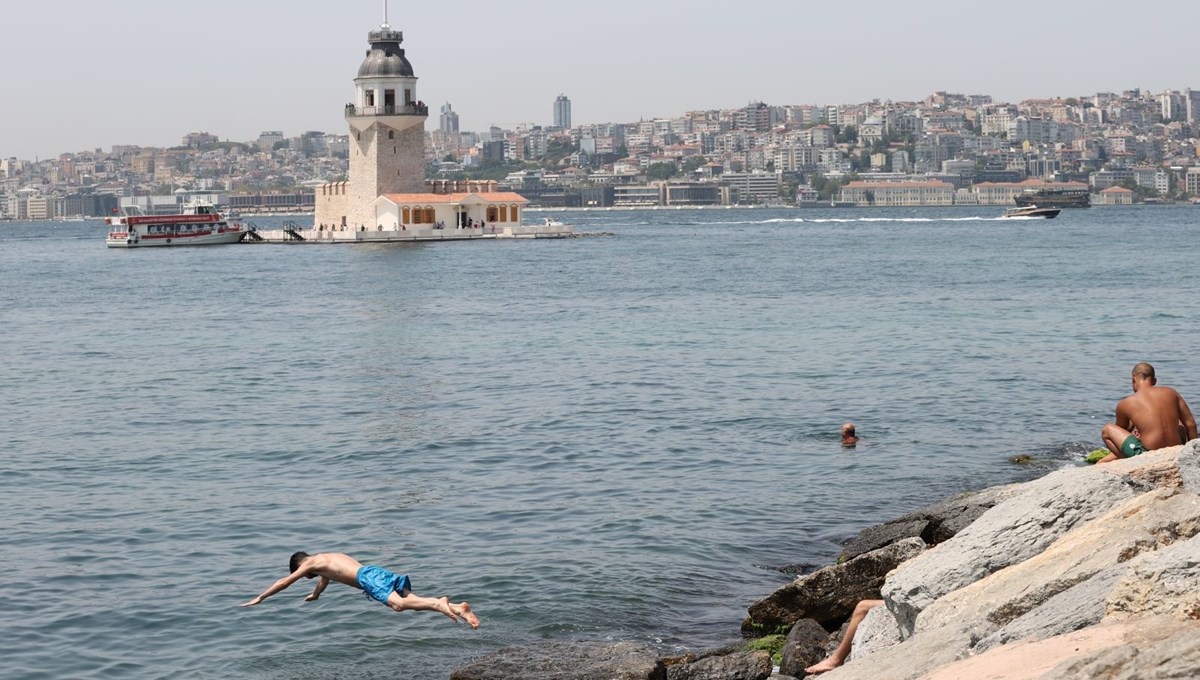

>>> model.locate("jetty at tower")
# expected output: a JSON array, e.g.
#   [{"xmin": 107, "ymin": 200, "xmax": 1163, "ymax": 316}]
[{"xmin": 253, "ymin": 20, "xmax": 571, "ymax": 243}]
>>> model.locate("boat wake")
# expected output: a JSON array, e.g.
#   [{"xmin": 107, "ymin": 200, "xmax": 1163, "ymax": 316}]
[{"xmin": 701, "ymin": 216, "xmax": 1017, "ymax": 225}]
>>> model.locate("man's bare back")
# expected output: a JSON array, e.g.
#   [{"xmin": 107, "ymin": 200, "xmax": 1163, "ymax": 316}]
[
  {"xmin": 1099, "ymin": 363, "xmax": 1197, "ymax": 464},
  {"xmin": 294, "ymin": 552, "xmax": 364, "ymax": 588},
  {"xmin": 1117, "ymin": 385, "xmax": 1192, "ymax": 450}
]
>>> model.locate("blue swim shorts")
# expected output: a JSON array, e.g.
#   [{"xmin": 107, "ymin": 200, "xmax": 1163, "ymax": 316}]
[{"xmin": 355, "ymin": 565, "xmax": 412, "ymax": 604}]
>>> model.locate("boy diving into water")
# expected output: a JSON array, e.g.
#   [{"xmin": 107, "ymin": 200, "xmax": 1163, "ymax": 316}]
[{"xmin": 240, "ymin": 551, "xmax": 480, "ymax": 629}]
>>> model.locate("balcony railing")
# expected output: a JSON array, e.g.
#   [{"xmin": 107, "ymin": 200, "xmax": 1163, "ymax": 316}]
[{"xmin": 345, "ymin": 103, "xmax": 428, "ymax": 117}]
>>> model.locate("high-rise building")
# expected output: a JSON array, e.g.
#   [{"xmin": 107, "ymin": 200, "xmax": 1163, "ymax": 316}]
[
  {"xmin": 440, "ymin": 103, "xmax": 460, "ymax": 133},
  {"xmin": 554, "ymin": 94, "xmax": 571, "ymax": 129}
]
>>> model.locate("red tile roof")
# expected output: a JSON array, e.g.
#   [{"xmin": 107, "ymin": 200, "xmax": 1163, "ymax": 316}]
[{"xmin": 379, "ymin": 192, "xmax": 529, "ymax": 204}]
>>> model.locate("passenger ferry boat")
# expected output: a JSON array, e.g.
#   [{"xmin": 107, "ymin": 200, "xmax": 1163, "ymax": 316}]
[{"xmin": 105, "ymin": 204, "xmax": 246, "ymax": 247}]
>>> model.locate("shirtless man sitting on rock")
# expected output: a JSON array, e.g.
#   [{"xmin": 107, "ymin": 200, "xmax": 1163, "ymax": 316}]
[
  {"xmin": 1098, "ymin": 362, "xmax": 1197, "ymax": 464},
  {"xmin": 240, "ymin": 551, "xmax": 479, "ymax": 629}
]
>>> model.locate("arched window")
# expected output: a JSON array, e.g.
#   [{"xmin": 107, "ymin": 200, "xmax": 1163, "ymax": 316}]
[
  {"xmin": 487, "ymin": 206, "xmax": 498, "ymax": 222},
  {"xmin": 499, "ymin": 205, "xmax": 508, "ymax": 222},
  {"xmin": 402, "ymin": 207, "xmax": 410, "ymax": 223},
  {"xmin": 510, "ymin": 205, "xmax": 519, "ymax": 222}
]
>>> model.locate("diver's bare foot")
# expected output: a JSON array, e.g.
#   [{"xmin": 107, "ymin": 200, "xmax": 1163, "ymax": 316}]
[
  {"xmin": 435, "ymin": 596, "xmax": 460, "ymax": 624},
  {"xmin": 804, "ymin": 657, "xmax": 843, "ymax": 675},
  {"xmin": 451, "ymin": 600, "xmax": 480, "ymax": 629}
]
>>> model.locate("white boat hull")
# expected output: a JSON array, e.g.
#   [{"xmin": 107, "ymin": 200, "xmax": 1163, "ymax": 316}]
[{"xmin": 106, "ymin": 226, "xmax": 246, "ymax": 247}]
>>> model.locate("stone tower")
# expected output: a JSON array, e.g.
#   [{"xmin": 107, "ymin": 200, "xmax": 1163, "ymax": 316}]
[{"xmin": 315, "ymin": 21, "xmax": 428, "ymax": 229}]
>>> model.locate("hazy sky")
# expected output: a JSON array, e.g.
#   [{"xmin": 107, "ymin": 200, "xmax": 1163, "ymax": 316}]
[{"xmin": 3, "ymin": 0, "xmax": 1198, "ymax": 160}]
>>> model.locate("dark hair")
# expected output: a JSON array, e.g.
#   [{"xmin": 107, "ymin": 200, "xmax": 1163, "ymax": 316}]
[{"xmin": 289, "ymin": 551, "xmax": 310, "ymax": 574}]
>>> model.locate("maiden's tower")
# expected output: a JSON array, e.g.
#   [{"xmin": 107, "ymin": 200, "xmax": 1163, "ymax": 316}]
[{"xmin": 307, "ymin": 20, "xmax": 566, "ymax": 241}]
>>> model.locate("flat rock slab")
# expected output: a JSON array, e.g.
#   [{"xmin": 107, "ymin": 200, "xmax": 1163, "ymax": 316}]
[
  {"xmin": 1105, "ymin": 531, "xmax": 1200, "ymax": 621},
  {"xmin": 908, "ymin": 616, "xmax": 1200, "ymax": 680},
  {"xmin": 450, "ymin": 641, "xmax": 665, "ymax": 680},
  {"xmin": 1044, "ymin": 617, "xmax": 1200, "ymax": 680},
  {"xmin": 915, "ymin": 488, "xmax": 1200, "ymax": 635},
  {"xmin": 974, "ymin": 566, "xmax": 1128, "ymax": 653},
  {"xmin": 882, "ymin": 467, "xmax": 1149, "ymax": 636}
]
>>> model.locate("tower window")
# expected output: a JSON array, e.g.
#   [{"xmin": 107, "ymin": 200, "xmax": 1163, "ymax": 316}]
[
  {"xmin": 364, "ymin": 91, "xmax": 374, "ymax": 107},
  {"xmin": 388, "ymin": 130, "xmax": 394, "ymax": 139}
]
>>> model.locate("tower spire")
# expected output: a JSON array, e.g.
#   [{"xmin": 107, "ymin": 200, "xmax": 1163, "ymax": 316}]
[{"xmin": 382, "ymin": 0, "xmax": 389, "ymax": 29}]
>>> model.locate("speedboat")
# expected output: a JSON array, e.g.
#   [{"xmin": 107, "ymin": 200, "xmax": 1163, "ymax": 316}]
[{"xmin": 1002, "ymin": 206, "xmax": 1060, "ymax": 219}]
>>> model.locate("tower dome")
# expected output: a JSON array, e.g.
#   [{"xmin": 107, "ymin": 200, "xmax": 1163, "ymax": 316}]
[{"xmin": 357, "ymin": 26, "xmax": 414, "ymax": 78}]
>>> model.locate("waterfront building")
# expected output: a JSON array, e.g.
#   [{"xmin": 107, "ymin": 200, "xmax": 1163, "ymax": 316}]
[
  {"xmin": 722, "ymin": 172, "xmax": 781, "ymax": 204},
  {"xmin": 1095, "ymin": 186, "xmax": 1134, "ymax": 204},
  {"xmin": 554, "ymin": 94, "xmax": 572, "ymax": 129},
  {"xmin": 838, "ymin": 180, "xmax": 955, "ymax": 206},
  {"xmin": 613, "ymin": 184, "xmax": 663, "ymax": 206},
  {"xmin": 1186, "ymin": 167, "xmax": 1200, "ymax": 195}
]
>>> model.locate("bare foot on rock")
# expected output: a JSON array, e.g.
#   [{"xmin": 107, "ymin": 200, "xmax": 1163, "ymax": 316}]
[{"xmin": 804, "ymin": 657, "xmax": 844, "ymax": 675}]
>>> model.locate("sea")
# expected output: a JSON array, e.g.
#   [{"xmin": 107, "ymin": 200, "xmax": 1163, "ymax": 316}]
[{"xmin": 3, "ymin": 205, "xmax": 1199, "ymax": 679}]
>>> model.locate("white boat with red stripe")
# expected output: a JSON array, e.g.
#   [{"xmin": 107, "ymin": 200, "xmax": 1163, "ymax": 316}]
[{"xmin": 105, "ymin": 204, "xmax": 247, "ymax": 247}]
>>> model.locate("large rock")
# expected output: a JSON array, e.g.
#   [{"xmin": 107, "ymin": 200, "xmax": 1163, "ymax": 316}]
[
  {"xmin": 915, "ymin": 488, "xmax": 1200, "ymax": 635},
  {"xmin": 1178, "ymin": 438, "xmax": 1200, "ymax": 495},
  {"xmin": 1099, "ymin": 443, "xmax": 1186, "ymax": 489},
  {"xmin": 847, "ymin": 603, "xmax": 900, "ymax": 661},
  {"xmin": 793, "ymin": 616, "xmax": 984, "ymax": 680},
  {"xmin": 743, "ymin": 538, "xmax": 925, "ymax": 635},
  {"xmin": 777, "ymin": 618, "xmax": 830, "ymax": 678},
  {"xmin": 909, "ymin": 618, "xmax": 1171, "ymax": 680},
  {"xmin": 1041, "ymin": 617, "xmax": 1200, "ymax": 680},
  {"xmin": 665, "ymin": 650, "xmax": 770, "ymax": 680},
  {"xmin": 837, "ymin": 520, "xmax": 928, "ymax": 562},
  {"xmin": 1104, "ymin": 531, "xmax": 1200, "ymax": 621},
  {"xmin": 829, "ymin": 617, "xmax": 1196, "ymax": 680},
  {"xmin": 973, "ymin": 566, "xmax": 1129, "ymax": 653},
  {"xmin": 881, "ymin": 467, "xmax": 1150, "ymax": 637},
  {"xmin": 450, "ymin": 641, "xmax": 665, "ymax": 680},
  {"xmin": 838, "ymin": 483, "xmax": 1022, "ymax": 561}
]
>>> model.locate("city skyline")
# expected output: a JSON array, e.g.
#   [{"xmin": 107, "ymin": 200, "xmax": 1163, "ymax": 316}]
[{"xmin": 4, "ymin": 0, "xmax": 1200, "ymax": 160}]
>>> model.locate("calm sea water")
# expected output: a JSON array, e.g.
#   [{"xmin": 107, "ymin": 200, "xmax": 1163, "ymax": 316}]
[{"xmin": 3, "ymin": 206, "xmax": 1199, "ymax": 678}]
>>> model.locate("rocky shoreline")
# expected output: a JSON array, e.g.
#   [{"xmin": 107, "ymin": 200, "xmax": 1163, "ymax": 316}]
[{"xmin": 450, "ymin": 442, "xmax": 1200, "ymax": 679}]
